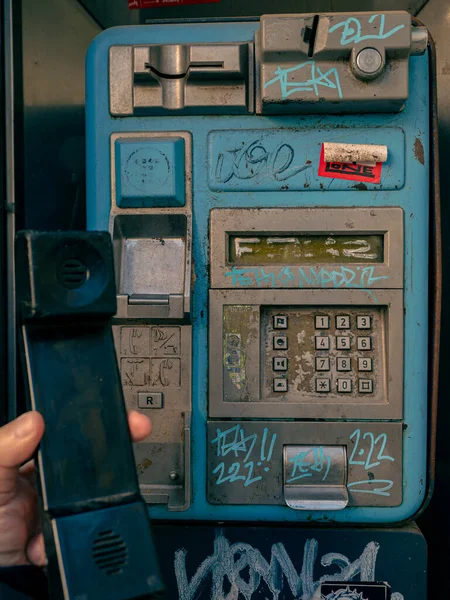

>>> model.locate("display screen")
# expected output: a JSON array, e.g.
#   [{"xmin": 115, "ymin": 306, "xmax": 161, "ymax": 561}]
[{"xmin": 229, "ymin": 234, "xmax": 384, "ymax": 265}]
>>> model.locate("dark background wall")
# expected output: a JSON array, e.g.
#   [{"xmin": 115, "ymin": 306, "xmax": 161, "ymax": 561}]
[{"xmin": 6, "ymin": 0, "xmax": 449, "ymax": 596}]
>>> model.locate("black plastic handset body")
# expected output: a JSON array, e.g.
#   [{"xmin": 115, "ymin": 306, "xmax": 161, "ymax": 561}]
[{"xmin": 15, "ymin": 231, "xmax": 164, "ymax": 600}]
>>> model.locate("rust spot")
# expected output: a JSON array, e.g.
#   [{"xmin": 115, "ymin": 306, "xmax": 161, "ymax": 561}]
[
  {"xmin": 136, "ymin": 458, "xmax": 152, "ymax": 475},
  {"xmin": 441, "ymin": 60, "xmax": 450, "ymax": 75},
  {"xmin": 303, "ymin": 182, "xmax": 310, "ymax": 188},
  {"xmin": 351, "ymin": 182, "xmax": 367, "ymax": 191},
  {"xmin": 414, "ymin": 137, "xmax": 425, "ymax": 165}
]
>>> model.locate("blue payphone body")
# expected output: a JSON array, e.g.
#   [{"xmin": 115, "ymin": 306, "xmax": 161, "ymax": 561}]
[{"xmin": 86, "ymin": 12, "xmax": 437, "ymax": 524}]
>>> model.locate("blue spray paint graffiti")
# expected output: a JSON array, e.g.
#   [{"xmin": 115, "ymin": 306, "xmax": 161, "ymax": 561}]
[
  {"xmin": 348, "ymin": 430, "xmax": 395, "ymax": 497},
  {"xmin": 287, "ymin": 446, "xmax": 331, "ymax": 483},
  {"xmin": 264, "ymin": 61, "xmax": 343, "ymax": 101},
  {"xmin": 329, "ymin": 14, "xmax": 405, "ymax": 46},
  {"xmin": 211, "ymin": 425, "xmax": 277, "ymax": 488},
  {"xmin": 224, "ymin": 265, "xmax": 389, "ymax": 289},
  {"xmin": 210, "ymin": 427, "xmax": 396, "ymax": 498}
]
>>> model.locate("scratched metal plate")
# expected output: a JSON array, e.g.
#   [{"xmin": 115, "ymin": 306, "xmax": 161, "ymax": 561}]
[
  {"xmin": 112, "ymin": 323, "xmax": 192, "ymax": 509},
  {"xmin": 207, "ymin": 421, "xmax": 402, "ymax": 507},
  {"xmin": 208, "ymin": 128, "xmax": 405, "ymax": 191}
]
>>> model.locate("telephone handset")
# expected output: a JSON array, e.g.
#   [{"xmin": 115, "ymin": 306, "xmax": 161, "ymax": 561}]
[{"xmin": 15, "ymin": 230, "xmax": 164, "ymax": 600}]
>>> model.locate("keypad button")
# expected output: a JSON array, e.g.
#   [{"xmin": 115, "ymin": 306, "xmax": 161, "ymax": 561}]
[
  {"xmin": 273, "ymin": 357, "xmax": 288, "ymax": 372},
  {"xmin": 357, "ymin": 336, "xmax": 372, "ymax": 351},
  {"xmin": 315, "ymin": 357, "xmax": 330, "ymax": 371},
  {"xmin": 336, "ymin": 336, "xmax": 351, "ymax": 350},
  {"xmin": 358, "ymin": 357, "xmax": 373, "ymax": 371},
  {"xmin": 336, "ymin": 357, "xmax": 351, "ymax": 371},
  {"xmin": 336, "ymin": 315, "xmax": 350, "ymax": 329},
  {"xmin": 273, "ymin": 336, "xmax": 288, "ymax": 350},
  {"xmin": 273, "ymin": 315, "xmax": 288, "ymax": 329},
  {"xmin": 315, "ymin": 315, "xmax": 330, "ymax": 329},
  {"xmin": 357, "ymin": 315, "xmax": 372, "ymax": 329},
  {"xmin": 315, "ymin": 336, "xmax": 330, "ymax": 350},
  {"xmin": 138, "ymin": 392, "xmax": 164, "ymax": 409},
  {"xmin": 359, "ymin": 379, "xmax": 374, "ymax": 393},
  {"xmin": 273, "ymin": 378, "xmax": 288, "ymax": 392},
  {"xmin": 337, "ymin": 379, "xmax": 352, "ymax": 393},
  {"xmin": 315, "ymin": 378, "xmax": 331, "ymax": 393}
]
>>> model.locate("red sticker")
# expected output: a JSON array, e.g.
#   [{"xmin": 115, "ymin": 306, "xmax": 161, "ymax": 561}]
[
  {"xmin": 129, "ymin": 0, "xmax": 219, "ymax": 8},
  {"xmin": 318, "ymin": 144, "xmax": 382, "ymax": 184}
]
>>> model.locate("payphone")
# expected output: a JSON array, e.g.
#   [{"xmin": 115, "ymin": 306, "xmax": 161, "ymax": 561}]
[{"xmin": 86, "ymin": 11, "xmax": 439, "ymax": 523}]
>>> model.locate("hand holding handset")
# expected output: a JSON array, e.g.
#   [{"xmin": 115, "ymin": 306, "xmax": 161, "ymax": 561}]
[{"xmin": 15, "ymin": 230, "xmax": 165, "ymax": 600}]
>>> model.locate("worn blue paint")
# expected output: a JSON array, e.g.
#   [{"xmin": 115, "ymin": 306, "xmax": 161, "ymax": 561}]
[
  {"xmin": 86, "ymin": 21, "xmax": 429, "ymax": 523},
  {"xmin": 115, "ymin": 136, "xmax": 186, "ymax": 208}
]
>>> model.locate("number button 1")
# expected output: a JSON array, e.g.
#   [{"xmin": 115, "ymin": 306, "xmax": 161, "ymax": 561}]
[{"xmin": 315, "ymin": 315, "xmax": 330, "ymax": 329}]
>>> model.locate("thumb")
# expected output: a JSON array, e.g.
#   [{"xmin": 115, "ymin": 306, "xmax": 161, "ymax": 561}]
[{"xmin": 0, "ymin": 412, "xmax": 45, "ymax": 506}]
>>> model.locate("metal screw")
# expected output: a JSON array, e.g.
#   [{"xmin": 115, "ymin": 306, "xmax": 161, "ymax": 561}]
[
  {"xmin": 355, "ymin": 48, "xmax": 383, "ymax": 77},
  {"xmin": 169, "ymin": 471, "xmax": 178, "ymax": 481}
]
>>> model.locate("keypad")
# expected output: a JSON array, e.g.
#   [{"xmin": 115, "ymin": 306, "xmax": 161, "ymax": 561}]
[
  {"xmin": 313, "ymin": 312, "xmax": 374, "ymax": 395},
  {"xmin": 268, "ymin": 309, "xmax": 377, "ymax": 398}
]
